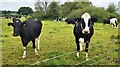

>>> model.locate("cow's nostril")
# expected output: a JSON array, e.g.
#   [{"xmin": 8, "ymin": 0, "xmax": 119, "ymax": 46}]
[
  {"xmin": 84, "ymin": 30, "xmax": 89, "ymax": 33},
  {"xmin": 84, "ymin": 31, "xmax": 88, "ymax": 33}
]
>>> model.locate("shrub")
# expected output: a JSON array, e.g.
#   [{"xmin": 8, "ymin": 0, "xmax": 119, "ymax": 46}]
[{"xmin": 67, "ymin": 6, "xmax": 119, "ymax": 22}]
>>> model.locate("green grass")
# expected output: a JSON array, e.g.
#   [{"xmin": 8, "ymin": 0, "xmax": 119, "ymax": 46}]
[{"xmin": 1, "ymin": 18, "xmax": 118, "ymax": 66}]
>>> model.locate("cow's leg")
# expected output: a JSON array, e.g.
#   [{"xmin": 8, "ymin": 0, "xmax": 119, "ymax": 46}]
[
  {"xmin": 113, "ymin": 24, "xmax": 114, "ymax": 27},
  {"xmin": 37, "ymin": 36, "xmax": 40, "ymax": 51},
  {"xmin": 85, "ymin": 42, "xmax": 89, "ymax": 61},
  {"xmin": 115, "ymin": 21, "xmax": 118, "ymax": 28},
  {"xmin": 22, "ymin": 47, "xmax": 27, "ymax": 59},
  {"xmin": 22, "ymin": 40, "xmax": 29, "ymax": 59},
  {"xmin": 32, "ymin": 39, "xmax": 38, "ymax": 54},
  {"xmin": 75, "ymin": 38, "xmax": 80, "ymax": 57},
  {"xmin": 79, "ymin": 38, "xmax": 84, "ymax": 51}
]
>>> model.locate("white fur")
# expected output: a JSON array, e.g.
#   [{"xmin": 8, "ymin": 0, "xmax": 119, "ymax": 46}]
[
  {"xmin": 80, "ymin": 43, "xmax": 83, "ymax": 51},
  {"xmin": 110, "ymin": 18, "xmax": 118, "ymax": 28},
  {"xmin": 79, "ymin": 38, "xmax": 84, "ymax": 44},
  {"xmin": 81, "ymin": 12, "xmax": 91, "ymax": 33},
  {"xmin": 76, "ymin": 52, "xmax": 79, "ymax": 57},
  {"xmin": 86, "ymin": 52, "xmax": 89, "ymax": 61},
  {"xmin": 35, "ymin": 48, "xmax": 38, "ymax": 53},
  {"xmin": 79, "ymin": 38, "xmax": 84, "ymax": 51},
  {"xmin": 37, "ymin": 37, "xmax": 40, "ymax": 50},
  {"xmin": 22, "ymin": 47, "xmax": 26, "ymax": 59},
  {"xmin": 16, "ymin": 21, "xmax": 19, "ymax": 23},
  {"xmin": 62, "ymin": 18, "xmax": 67, "ymax": 21}
]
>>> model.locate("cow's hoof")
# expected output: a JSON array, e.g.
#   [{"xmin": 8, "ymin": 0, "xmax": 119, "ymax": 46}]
[
  {"xmin": 76, "ymin": 52, "xmax": 79, "ymax": 57},
  {"xmin": 86, "ymin": 58, "xmax": 89, "ymax": 61},
  {"xmin": 22, "ymin": 56, "xmax": 26, "ymax": 59}
]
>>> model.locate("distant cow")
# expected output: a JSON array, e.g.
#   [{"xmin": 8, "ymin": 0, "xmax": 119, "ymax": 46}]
[
  {"xmin": 65, "ymin": 18, "xmax": 78, "ymax": 25},
  {"xmin": 103, "ymin": 19, "xmax": 110, "ymax": 25},
  {"xmin": 65, "ymin": 18, "xmax": 79, "ymax": 27},
  {"xmin": 103, "ymin": 18, "xmax": 118, "ymax": 28},
  {"xmin": 54, "ymin": 16, "xmax": 61, "ymax": 22},
  {"xmin": 110, "ymin": 18, "xmax": 118, "ymax": 28},
  {"xmin": 8, "ymin": 18, "xmax": 42, "ymax": 58},
  {"xmin": 62, "ymin": 18, "xmax": 67, "ymax": 21},
  {"xmin": 73, "ymin": 13, "xmax": 97, "ymax": 60}
]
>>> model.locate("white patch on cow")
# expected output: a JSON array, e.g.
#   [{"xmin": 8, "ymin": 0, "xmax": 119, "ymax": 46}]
[
  {"xmin": 76, "ymin": 52, "xmax": 79, "ymax": 57},
  {"xmin": 16, "ymin": 21, "xmax": 19, "ymax": 23},
  {"xmin": 86, "ymin": 52, "xmax": 89, "ymax": 61},
  {"xmin": 22, "ymin": 47, "xmax": 26, "ymax": 59},
  {"xmin": 110, "ymin": 18, "xmax": 118, "ymax": 28},
  {"xmin": 37, "ymin": 37, "xmax": 40, "ymax": 50},
  {"xmin": 79, "ymin": 38, "xmax": 84, "ymax": 43},
  {"xmin": 79, "ymin": 38, "xmax": 84, "ymax": 51},
  {"xmin": 81, "ymin": 13, "xmax": 91, "ymax": 33},
  {"xmin": 62, "ymin": 18, "xmax": 67, "ymax": 21},
  {"xmin": 35, "ymin": 48, "xmax": 38, "ymax": 53}
]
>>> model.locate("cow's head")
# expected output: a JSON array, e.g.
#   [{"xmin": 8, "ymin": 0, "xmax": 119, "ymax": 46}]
[
  {"xmin": 77, "ymin": 13, "xmax": 97, "ymax": 34},
  {"xmin": 8, "ymin": 18, "xmax": 25, "ymax": 36}
]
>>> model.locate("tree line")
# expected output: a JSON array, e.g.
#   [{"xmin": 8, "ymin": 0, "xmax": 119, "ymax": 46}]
[
  {"xmin": 28, "ymin": 1, "xmax": 120, "ymax": 22},
  {"xmin": 1, "ymin": 7, "xmax": 33, "ymax": 18},
  {"xmin": 1, "ymin": 1, "xmax": 120, "ymax": 22}
]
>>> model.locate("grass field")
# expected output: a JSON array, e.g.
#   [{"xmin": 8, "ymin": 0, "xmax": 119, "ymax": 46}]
[{"xmin": 1, "ymin": 18, "xmax": 119, "ymax": 66}]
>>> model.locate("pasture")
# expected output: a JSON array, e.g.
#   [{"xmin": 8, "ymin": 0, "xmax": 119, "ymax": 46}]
[{"xmin": 2, "ymin": 18, "xmax": 118, "ymax": 66}]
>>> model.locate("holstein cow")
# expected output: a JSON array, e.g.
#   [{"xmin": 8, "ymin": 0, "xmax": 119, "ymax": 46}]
[
  {"xmin": 65, "ymin": 18, "xmax": 77, "ymax": 24},
  {"xmin": 54, "ymin": 16, "xmax": 61, "ymax": 22},
  {"xmin": 8, "ymin": 18, "xmax": 42, "ymax": 58},
  {"xmin": 65, "ymin": 18, "xmax": 79, "ymax": 27},
  {"xmin": 103, "ymin": 19, "xmax": 110, "ymax": 25},
  {"xmin": 103, "ymin": 18, "xmax": 118, "ymax": 28},
  {"xmin": 73, "ymin": 13, "xmax": 96, "ymax": 60},
  {"xmin": 110, "ymin": 18, "xmax": 118, "ymax": 28}
]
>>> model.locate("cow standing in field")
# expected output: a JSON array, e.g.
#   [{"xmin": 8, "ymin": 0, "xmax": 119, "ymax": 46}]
[
  {"xmin": 54, "ymin": 16, "xmax": 61, "ymax": 22},
  {"xmin": 8, "ymin": 18, "xmax": 42, "ymax": 58},
  {"xmin": 73, "ymin": 13, "xmax": 96, "ymax": 60},
  {"xmin": 103, "ymin": 19, "xmax": 110, "ymax": 25},
  {"xmin": 110, "ymin": 18, "xmax": 118, "ymax": 28},
  {"xmin": 65, "ymin": 18, "xmax": 77, "ymax": 25},
  {"xmin": 65, "ymin": 18, "xmax": 79, "ymax": 27},
  {"xmin": 103, "ymin": 18, "xmax": 118, "ymax": 28}
]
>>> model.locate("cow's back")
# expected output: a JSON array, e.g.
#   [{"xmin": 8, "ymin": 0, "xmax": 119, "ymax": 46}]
[{"xmin": 21, "ymin": 20, "xmax": 42, "ymax": 40}]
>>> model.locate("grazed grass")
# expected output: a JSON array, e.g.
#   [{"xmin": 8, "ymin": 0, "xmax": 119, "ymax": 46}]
[{"xmin": 1, "ymin": 18, "xmax": 118, "ymax": 66}]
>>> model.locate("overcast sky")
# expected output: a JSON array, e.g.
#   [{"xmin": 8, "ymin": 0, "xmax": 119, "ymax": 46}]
[{"xmin": 0, "ymin": 0, "xmax": 120, "ymax": 11}]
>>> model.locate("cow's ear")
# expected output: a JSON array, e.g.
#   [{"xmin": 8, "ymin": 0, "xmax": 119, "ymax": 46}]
[
  {"xmin": 91, "ymin": 17, "xmax": 97, "ymax": 22},
  {"xmin": 75, "ymin": 18, "xmax": 81, "ymax": 22},
  {"xmin": 21, "ymin": 22, "xmax": 26, "ymax": 26},
  {"xmin": 7, "ymin": 23, "xmax": 13, "ymax": 26}
]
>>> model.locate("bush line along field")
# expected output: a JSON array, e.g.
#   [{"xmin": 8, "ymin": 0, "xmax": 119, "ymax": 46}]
[{"xmin": 2, "ymin": 18, "xmax": 118, "ymax": 65}]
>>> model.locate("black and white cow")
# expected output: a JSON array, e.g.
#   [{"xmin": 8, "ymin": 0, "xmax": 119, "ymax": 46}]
[
  {"xmin": 110, "ymin": 18, "xmax": 118, "ymax": 28},
  {"xmin": 103, "ymin": 18, "xmax": 118, "ymax": 28},
  {"xmin": 103, "ymin": 19, "xmax": 110, "ymax": 25},
  {"xmin": 54, "ymin": 16, "xmax": 61, "ymax": 22},
  {"xmin": 73, "ymin": 13, "xmax": 96, "ymax": 60},
  {"xmin": 65, "ymin": 18, "xmax": 79, "ymax": 27},
  {"xmin": 8, "ymin": 18, "xmax": 42, "ymax": 58},
  {"xmin": 65, "ymin": 18, "xmax": 78, "ymax": 25}
]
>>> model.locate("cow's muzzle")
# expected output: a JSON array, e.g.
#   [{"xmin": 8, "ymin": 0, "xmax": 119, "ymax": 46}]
[{"xmin": 82, "ymin": 29, "xmax": 90, "ymax": 34}]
